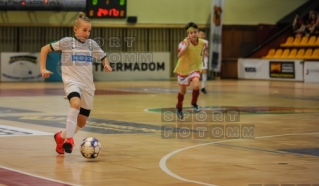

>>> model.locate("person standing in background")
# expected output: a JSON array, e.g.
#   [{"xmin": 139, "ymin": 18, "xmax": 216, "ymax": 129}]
[{"xmin": 198, "ymin": 29, "xmax": 209, "ymax": 94}]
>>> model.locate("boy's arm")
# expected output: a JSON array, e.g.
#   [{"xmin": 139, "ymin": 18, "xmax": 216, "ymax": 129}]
[
  {"xmin": 40, "ymin": 44, "xmax": 53, "ymax": 78},
  {"xmin": 178, "ymin": 38, "xmax": 190, "ymax": 58}
]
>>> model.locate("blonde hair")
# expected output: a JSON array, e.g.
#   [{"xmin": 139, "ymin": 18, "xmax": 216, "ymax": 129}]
[{"xmin": 74, "ymin": 12, "xmax": 90, "ymax": 27}]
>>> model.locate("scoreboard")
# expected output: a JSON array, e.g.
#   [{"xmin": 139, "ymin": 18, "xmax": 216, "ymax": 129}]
[
  {"xmin": 0, "ymin": 0, "xmax": 127, "ymax": 19},
  {"xmin": 86, "ymin": 0, "xmax": 126, "ymax": 19}
]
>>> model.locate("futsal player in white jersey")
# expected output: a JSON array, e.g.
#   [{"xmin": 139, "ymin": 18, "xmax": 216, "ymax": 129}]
[
  {"xmin": 198, "ymin": 29, "xmax": 209, "ymax": 94},
  {"xmin": 39, "ymin": 12, "xmax": 112, "ymax": 154}
]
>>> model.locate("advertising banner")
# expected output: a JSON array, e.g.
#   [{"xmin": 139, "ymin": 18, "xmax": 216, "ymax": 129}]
[
  {"xmin": 304, "ymin": 61, "xmax": 319, "ymax": 83},
  {"xmin": 1, "ymin": 52, "xmax": 170, "ymax": 82},
  {"xmin": 1, "ymin": 52, "xmax": 43, "ymax": 82},
  {"xmin": 210, "ymin": 0, "xmax": 225, "ymax": 72},
  {"xmin": 93, "ymin": 52, "xmax": 170, "ymax": 81},
  {"xmin": 238, "ymin": 58, "xmax": 303, "ymax": 81},
  {"xmin": 269, "ymin": 61, "xmax": 295, "ymax": 79}
]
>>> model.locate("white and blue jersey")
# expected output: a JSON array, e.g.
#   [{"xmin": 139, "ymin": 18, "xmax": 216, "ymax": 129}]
[{"xmin": 50, "ymin": 37, "xmax": 106, "ymax": 91}]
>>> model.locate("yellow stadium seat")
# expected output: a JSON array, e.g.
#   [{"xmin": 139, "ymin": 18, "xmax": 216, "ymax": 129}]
[
  {"xmin": 306, "ymin": 36, "xmax": 317, "ymax": 47},
  {"xmin": 315, "ymin": 37, "xmax": 319, "ymax": 46},
  {"xmin": 307, "ymin": 48, "xmax": 319, "ymax": 59},
  {"xmin": 295, "ymin": 49, "xmax": 305, "ymax": 59},
  {"xmin": 262, "ymin": 49, "xmax": 276, "ymax": 58},
  {"xmin": 292, "ymin": 37, "xmax": 301, "ymax": 46},
  {"xmin": 303, "ymin": 48, "xmax": 313, "ymax": 59},
  {"xmin": 288, "ymin": 48, "xmax": 297, "ymax": 58},
  {"xmin": 280, "ymin": 36, "xmax": 294, "ymax": 47},
  {"xmin": 273, "ymin": 49, "xmax": 283, "ymax": 58},
  {"xmin": 298, "ymin": 36, "xmax": 309, "ymax": 46},
  {"xmin": 281, "ymin": 49, "xmax": 290, "ymax": 58}
]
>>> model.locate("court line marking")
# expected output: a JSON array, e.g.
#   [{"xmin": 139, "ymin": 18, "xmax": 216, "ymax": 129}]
[
  {"xmin": 0, "ymin": 165, "xmax": 81, "ymax": 186},
  {"xmin": 0, "ymin": 112, "xmax": 143, "ymax": 117},
  {"xmin": 159, "ymin": 132, "xmax": 319, "ymax": 186},
  {"xmin": 0, "ymin": 124, "xmax": 53, "ymax": 137}
]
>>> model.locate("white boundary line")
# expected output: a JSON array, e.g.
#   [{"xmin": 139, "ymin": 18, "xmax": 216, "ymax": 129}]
[
  {"xmin": 0, "ymin": 165, "xmax": 81, "ymax": 186},
  {"xmin": 159, "ymin": 132, "xmax": 319, "ymax": 186},
  {"xmin": 0, "ymin": 124, "xmax": 53, "ymax": 137}
]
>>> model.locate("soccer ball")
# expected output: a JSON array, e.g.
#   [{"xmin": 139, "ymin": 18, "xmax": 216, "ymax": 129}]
[{"xmin": 80, "ymin": 137, "xmax": 101, "ymax": 159}]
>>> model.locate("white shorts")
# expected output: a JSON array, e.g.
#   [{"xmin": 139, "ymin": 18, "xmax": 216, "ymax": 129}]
[
  {"xmin": 202, "ymin": 56, "xmax": 208, "ymax": 70},
  {"xmin": 177, "ymin": 71, "xmax": 201, "ymax": 86},
  {"xmin": 64, "ymin": 84, "xmax": 94, "ymax": 110}
]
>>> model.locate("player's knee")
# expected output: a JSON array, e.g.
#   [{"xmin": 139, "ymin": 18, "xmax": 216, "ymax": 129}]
[
  {"xmin": 180, "ymin": 89, "xmax": 186, "ymax": 95},
  {"xmin": 67, "ymin": 92, "xmax": 80, "ymax": 100},
  {"xmin": 79, "ymin": 107, "xmax": 91, "ymax": 117},
  {"xmin": 70, "ymin": 101, "xmax": 81, "ymax": 109},
  {"xmin": 68, "ymin": 92, "xmax": 81, "ymax": 109},
  {"xmin": 193, "ymin": 83, "xmax": 200, "ymax": 89}
]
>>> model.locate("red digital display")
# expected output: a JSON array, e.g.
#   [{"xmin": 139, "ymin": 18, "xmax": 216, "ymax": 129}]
[{"xmin": 86, "ymin": 0, "xmax": 126, "ymax": 19}]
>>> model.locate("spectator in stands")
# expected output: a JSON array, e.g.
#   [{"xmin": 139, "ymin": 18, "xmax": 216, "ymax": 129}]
[
  {"xmin": 306, "ymin": 10, "xmax": 319, "ymax": 35},
  {"xmin": 292, "ymin": 13, "xmax": 306, "ymax": 37}
]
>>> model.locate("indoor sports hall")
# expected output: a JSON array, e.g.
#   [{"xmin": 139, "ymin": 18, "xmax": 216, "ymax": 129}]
[{"xmin": 0, "ymin": 0, "xmax": 318, "ymax": 186}]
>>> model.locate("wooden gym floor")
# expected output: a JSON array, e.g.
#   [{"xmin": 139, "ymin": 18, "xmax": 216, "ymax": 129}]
[{"xmin": 0, "ymin": 80, "xmax": 318, "ymax": 186}]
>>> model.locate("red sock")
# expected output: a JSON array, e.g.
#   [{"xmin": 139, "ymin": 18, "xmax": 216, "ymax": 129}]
[
  {"xmin": 191, "ymin": 89, "xmax": 200, "ymax": 105},
  {"xmin": 176, "ymin": 93, "xmax": 184, "ymax": 110}
]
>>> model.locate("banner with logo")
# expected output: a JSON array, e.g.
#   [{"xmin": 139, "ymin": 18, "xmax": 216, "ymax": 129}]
[
  {"xmin": 210, "ymin": 0, "xmax": 225, "ymax": 73},
  {"xmin": 304, "ymin": 61, "xmax": 319, "ymax": 83},
  {"xmin": 269, "ymin": 61, "xmax": 295, "ymax": 79},
  {"xmin": 238, "ymin": 58, "xmax": 303, "ymax": 81},
  {"xmin": 93, "ymin": 52, "xmax": 170, "ymax": 81},
  {"xmin": 1, "ymin": 52, "xmax": 43, "ymax": 82}
]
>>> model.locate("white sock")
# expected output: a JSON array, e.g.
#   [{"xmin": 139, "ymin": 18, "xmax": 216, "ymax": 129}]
[
  {"xmin": 75, "ymin": 126, "xmax": 82, "ymax": 133},
  {"xmin": 65, "ymin": 108, "xmax": 80, "ymax": 138},
  {"xmin": 61, "ymin": 125, "xmax": 81, "ymax": 139},
  {"xmin": 202, "ymin": 73, "xmax": 207, "ymax": 89},
  {"xmin": 61, "ymin": 130, "xmax": 66, "ymax": 139}
]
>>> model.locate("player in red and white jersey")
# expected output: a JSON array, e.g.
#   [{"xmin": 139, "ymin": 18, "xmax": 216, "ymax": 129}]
[{"xmin": 174, "ymin": 22, "xmax": 207, "ymax": 119}]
